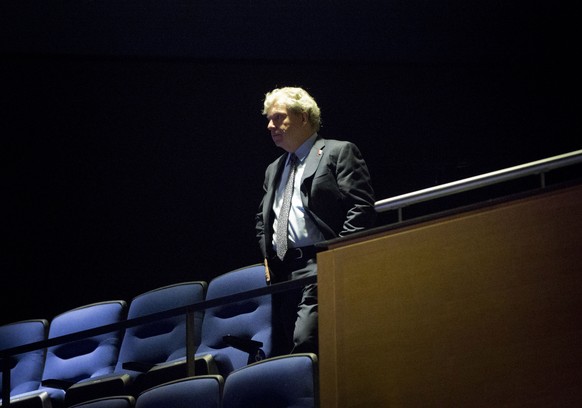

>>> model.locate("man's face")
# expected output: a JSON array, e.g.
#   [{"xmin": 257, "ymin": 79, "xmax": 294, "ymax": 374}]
[{"xmin": 266, "ymin": 103, "xmax": 307, "ymax": 153}]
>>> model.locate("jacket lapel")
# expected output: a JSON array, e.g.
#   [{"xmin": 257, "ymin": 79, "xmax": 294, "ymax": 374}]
[
  {"xmin": 264, "ymin": 154, "xmax": 287, "ymax": 221},
  {"xmin": 302, "ymin": 137, "xmax": 325, "ymax": 184}
]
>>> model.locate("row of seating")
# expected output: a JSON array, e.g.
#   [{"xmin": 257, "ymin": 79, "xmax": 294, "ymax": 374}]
[
  {"xmin": 67, "ymin": 353, "xmax": 318, "ymax": 408},
  {"xmin": 1, "ymin": 263, "xmax": 290, "ymax": 407}
]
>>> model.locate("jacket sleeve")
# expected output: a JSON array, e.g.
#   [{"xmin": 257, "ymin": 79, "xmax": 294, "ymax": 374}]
[
  {"xmin": 335, "ymin": 142, "xmax": 377, "ymax": 236},
  {"xmin": 255, "ymin": 168, "xmax": 270, "ymax": 258}
]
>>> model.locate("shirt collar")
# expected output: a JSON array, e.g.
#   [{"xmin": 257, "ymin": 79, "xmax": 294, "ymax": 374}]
[{"xmin": 291, "ymin": 132, "xmax": 318, "ymax": 163}]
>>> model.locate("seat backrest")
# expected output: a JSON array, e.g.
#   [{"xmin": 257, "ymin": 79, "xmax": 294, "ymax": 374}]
[
  {"xmin": 222, "ymin": 353, "xmax": 319, "ymax": 408},
  {"xmin": 39, "ymin": 300, "xmax": 127, "ymax": 402},
  {"xmin": 68, "ymin": 395, "xmax": 135, "ymax": 408},
  {"xmin": 0, "ymin": 319, "xmax": 48, "ymax": 398},
  {"xmin": 196, "ymin": 264, "xmax": 273, "ymax": 376},
  {"xmin": 135, "ymin": 375, "xmax": 222, "ymax": 408},
  {"xmin": 114, "ymin": 281, "xmax": 207, "ymax": 373}
]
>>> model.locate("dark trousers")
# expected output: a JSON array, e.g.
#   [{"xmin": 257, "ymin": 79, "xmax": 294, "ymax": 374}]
[{"xmin": 269, "ymin": 255, "xmax": 318, "ymax": 356}]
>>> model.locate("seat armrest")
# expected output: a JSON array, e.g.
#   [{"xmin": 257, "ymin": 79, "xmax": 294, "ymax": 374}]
[
  {"xmin": 41, "ymin": 379, "xmax": 75, "ymax": 389},
  {"xmin": 134, "ymin": 356, "xmax": 219, "ymax": 392},
  {"xmin": 122, "ymin": 361, "xmax": 156, "ymax": 372},
  {"xmin": 64, "ymin": 373, "xmax": 132, "ymax": 406},
  {"xmin": 223, "ymin": 335, "xmax": 266, "ymax": 363},
  {"xmin": 195, "ymin": 354, "xmax": 219, "ymax": 375},
  {"xmin": 223, "ymin": 335, "xmax": 263, "ymax": 353}
]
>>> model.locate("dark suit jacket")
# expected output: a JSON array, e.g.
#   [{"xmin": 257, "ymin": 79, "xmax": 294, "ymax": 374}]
[{"xmin": 256, "ymin": 135, "xmax": 377, "ymax": 259}]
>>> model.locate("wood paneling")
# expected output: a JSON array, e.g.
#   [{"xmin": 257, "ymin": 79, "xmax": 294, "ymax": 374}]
[{"xmin": 319, "ymin": 185, "xmax": 582, "ymax": 407}]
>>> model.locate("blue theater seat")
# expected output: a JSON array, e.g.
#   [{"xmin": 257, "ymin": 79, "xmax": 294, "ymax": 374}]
[
  {"xmin": 0, "ymin": 319, "xmax": 48, "ymax": 406},
  {"xmin": 6, "ymin": 300, "xmax": 127, "ymax": 408},
  {"xmin": 194, "ymin": 263, "xmax": 273, "ymax": 377},
  {"xmin": 135, "ymin": 375, "xmax": 223, "ymax": 408},
  {"xmin": 222, "ymin": 353, "xmax": 319, "ymax": 408},
  {"xmin": 126, "ymin": 264, "xmax": 273, "ymax": 381},
  {"xmin": 64, "ymin": 281, "xmax": 207, "ymax": 406},
  {"xmin": 68, "ymin": 396, "xmax": 135, "ymax": 408}
]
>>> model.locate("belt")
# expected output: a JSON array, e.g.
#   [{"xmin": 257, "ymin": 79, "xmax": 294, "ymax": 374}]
[{"xmin": 271, "ymin": 245, "xmax": 318, "ymax": 263}]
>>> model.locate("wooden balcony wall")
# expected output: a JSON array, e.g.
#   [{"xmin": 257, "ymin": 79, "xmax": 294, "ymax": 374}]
[{"xmin": 318, "ymin": 184, "xmax": 582, "ymax": 407}]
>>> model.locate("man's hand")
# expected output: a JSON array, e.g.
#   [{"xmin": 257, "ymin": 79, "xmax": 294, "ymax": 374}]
[{"xmin": 264, "ymin": 258, "xmax": 271, "ymax": 284}]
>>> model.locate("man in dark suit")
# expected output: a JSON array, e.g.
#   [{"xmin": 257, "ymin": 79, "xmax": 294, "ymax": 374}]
[{"xmin": 255, "ymin": 87, "xmax": 376, "ymax": 355}]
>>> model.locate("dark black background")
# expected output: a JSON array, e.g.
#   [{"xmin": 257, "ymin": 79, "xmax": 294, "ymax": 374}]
[{"xmin": 2, "ymin": 0, "xmax": 579, "ymax": 325}]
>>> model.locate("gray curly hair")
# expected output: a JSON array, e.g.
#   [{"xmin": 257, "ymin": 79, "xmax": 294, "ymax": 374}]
[{"xmin": 262, "ymin": 87, "xmax": 322, "ymax": 131}]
